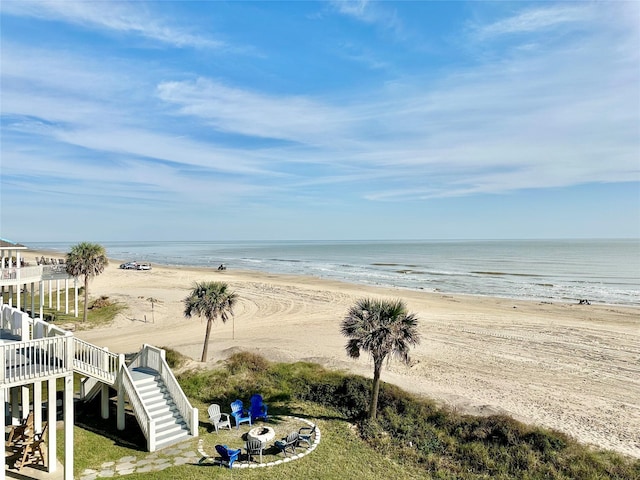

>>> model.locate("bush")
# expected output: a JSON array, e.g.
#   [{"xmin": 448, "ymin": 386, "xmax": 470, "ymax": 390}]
[
  {"xmin": 173, "ymin": 352, "xmax": 640, "ymax": 479},
  {"xmin": 226, "ymin": 351, "xmax": 269, "ymax": 374},
  {"xmin": 161, "ymin": 346, "xmax": 187, "ymax": 369},
  {"xmin": 303, "ymin": 375, "xmax": 371, "ymax": 419},
  {"xmin": 90, "ymin": 296, "xmax": 112, "ymax": 309}
]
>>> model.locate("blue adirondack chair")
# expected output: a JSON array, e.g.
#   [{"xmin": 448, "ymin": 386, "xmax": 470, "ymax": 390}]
[
  {"xmin": 250, "ymin": 394, "xmax": 268, "ymax": 421},
  {"xmin": 230, "ymin": 399, "xmax": 252, "ymax": 428},
  {"xmin": 215, "ymin": 444, "xmax": 241, "ymax": 468}
]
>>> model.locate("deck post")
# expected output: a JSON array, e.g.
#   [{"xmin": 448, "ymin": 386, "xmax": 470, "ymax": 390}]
[
  {"xmin": 64, "ymin": 374, "xmax": 73, "ymax": 480},
  {"xmin": 49, "ymin": 279, "xmax": 52, "ymax": 308},
  {"xmin": 20, "ymin": 386, "xmax": 29, "ymax": 421},
  {"xmin": 10, "ymin": 387, "xmax": 19, "ymax": 425},
  {"xmin": 30, "ymin": 282, "xmax": 35, "ymax": 318},
  {"xmin": 47, "ymin": 377, "xmax": 57, "ymax": 473},
  {"xmin": 117, "ymin": 354, "xmax": 125, "ymax": 430},
  {"xmin": 39, "ymin": 281, "xmax": 44, "ymax": 319},
  {"xmin": 64, "ymin": 279, "xmax": 68, "ymax": 314},
  {"xmin": 74, "ymin": 278, "xmax": 78, "ymax": 317},
  {"xmin": 101, "ymin": 383, "xmax": 109, "ymax": 420},
  {"xmin": 34, "ymin": 380, "xmax": 42, "ymax": 433},
  {"xmin": 1, "ymin": 387, "xmax": 5, "ymax": 480},
  {"xmin": 56, "ymin": 279, "xmax": 60, "ymax": 310}
]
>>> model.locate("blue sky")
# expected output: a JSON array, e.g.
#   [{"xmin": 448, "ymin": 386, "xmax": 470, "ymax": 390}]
[{"xmin": 1, "ymin": 1, "xmax": 638, "ymax": 242}]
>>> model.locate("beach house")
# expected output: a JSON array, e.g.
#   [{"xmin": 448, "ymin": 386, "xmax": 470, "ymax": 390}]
[{"xmin": 1, "ymin": 240, "xmax": 198, "ymax": 480}]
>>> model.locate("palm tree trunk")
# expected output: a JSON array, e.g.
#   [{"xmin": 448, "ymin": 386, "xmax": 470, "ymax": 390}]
[
  {"xmin": 201, "ymin": 317, "xmax": 213, "ymax": 362},
  {"xmin": 83, "ymin": 276, "xmax": 89, "ymax": 322},
  {"xmin": 369, "ymin": 361, "xmax": 382, "ymax": 420}
]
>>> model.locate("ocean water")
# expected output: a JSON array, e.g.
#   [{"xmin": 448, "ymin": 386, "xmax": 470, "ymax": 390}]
[{"xmin": 28, "ymin": 239, "xmax": 640, "ymax": 306}]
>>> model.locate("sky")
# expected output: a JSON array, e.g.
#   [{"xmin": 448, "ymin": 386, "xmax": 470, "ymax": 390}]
[{"xmin": 1, "ymin": 0, "xmax": 639, "ymax": 242}]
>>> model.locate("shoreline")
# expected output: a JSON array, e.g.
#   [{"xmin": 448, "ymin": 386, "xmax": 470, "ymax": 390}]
[
  {"xmin": 27, "ymin": 247, "xmax": 640, "ymax": 309},
  {"xmin": 21, "ymin": 248, "xmax": 640, "ymax": 458}
]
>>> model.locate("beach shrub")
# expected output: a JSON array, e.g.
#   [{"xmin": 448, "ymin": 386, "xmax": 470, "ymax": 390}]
[
  {"xmin": 160, "ymin": 346, "xmax": 187, "ymax": 369},
  {"xmin": 170, "ymin": 353, "xmax": 640, "ymax": 479},
  {"xmin": 90, "ymin": 295, "xmax": 112, "ymax": 309},
  {"xmin": 301, "ymin": 374, "xmax": 371, "ymax": 419},
  {"xmin": 226, "ymin": 351, "xmax": 269, "ymax": 374}
]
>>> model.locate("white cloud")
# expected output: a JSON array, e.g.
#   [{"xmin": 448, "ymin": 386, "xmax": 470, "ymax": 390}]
[
  {"xmin": 2, "ymin": 2, "xmax": 638, "ymax": 213},
  {"xmin": 156, "ymin": 78, "xmax": 353, "ymax": 146},
  {"xmin": 0, "ymin": 0, "xmax": 223, "ymax": 49},
  {"xmin": 329, "ymin": 0, "xmax": 403, "ymax": 37},
  {"xmin": 473, "ymin": 4, "xmax": 596, "ymax": 39}
]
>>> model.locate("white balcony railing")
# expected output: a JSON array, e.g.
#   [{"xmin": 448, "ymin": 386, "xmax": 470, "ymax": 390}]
[
  {"xmin": 1, "ymin": 264, "xmax": 71, "ymax": 288},
  {"xmin": 1, "ymin": 336, "xmax": 71, "ymax": 386},
  {"xmin": 73, "ymin": 338, "xmax": 121, "ymax": 385}
]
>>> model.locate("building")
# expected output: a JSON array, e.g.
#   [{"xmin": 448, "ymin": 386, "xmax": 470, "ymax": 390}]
[{"xmin": 1, "ymin": 241, "xmax": 197, "ymax": 479}]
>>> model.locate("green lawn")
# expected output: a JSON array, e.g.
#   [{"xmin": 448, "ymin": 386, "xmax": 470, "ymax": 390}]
[{"xmin": 59, "ymin": 352, "xmax": 639, "ymax": 480}]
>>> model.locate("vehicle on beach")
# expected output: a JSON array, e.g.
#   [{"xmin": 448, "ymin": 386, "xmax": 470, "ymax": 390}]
[{"xmin": 119, "ymin": 262, "xmax": 151, "ymax": 270}]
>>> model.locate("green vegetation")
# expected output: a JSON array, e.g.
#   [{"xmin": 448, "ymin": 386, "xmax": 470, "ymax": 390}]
[
  {"xmin": 341, "ymin": 297, "xmax": 420, "ymax": 420},
  {"xmin": 161, "ymin": 346, "xmax": 188, "ymax": 369},
  {"xmin": 67, "ymin": 352, "xmax": 639, "ymax": 479},
  {"xmin": 183, "ymin": 281, "xmax": 238, "ymax": 361},
  {"xmin": 65, "ymin": 241, "xmax": 109, "ymax": 322},
  {"xmin": 1, "ymin": 289, "xmax": 125, "ymax": 328}
]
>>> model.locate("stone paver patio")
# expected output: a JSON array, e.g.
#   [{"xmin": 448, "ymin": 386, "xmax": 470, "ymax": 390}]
[{"xmin": 78, "ymin": 417, "xmax": 320, "ymax": 479}]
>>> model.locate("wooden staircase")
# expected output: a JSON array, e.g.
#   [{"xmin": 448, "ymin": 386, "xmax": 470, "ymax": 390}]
[{"xmin": 130, "ymin": 367, "xmax": 191, "ymax": 450}]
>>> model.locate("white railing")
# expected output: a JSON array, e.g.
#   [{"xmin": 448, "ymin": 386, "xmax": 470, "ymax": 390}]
[
  {"xmin": 129, "ymin": 344, "xmax": 198, "ymax": 439},
  {"xmin": 0, "ymin": 265, "xmax": 42, "ymax": 282},
  {"xmin": 73, "ymin": 338, "xmax": 120, "ymax": 385},
  {"xmin": 1, "ymin": 305, "xmax": 25, "ymax": 338},
  {"xmin": 120, "ymin": 366, "xmax": 155, "ymax": 451},
  {"xmin": 42, "ymin": 264, "xmax": 70, "ymax": 280},
  {"xmin": 0, "ymin": 336, "xmax": 71, "ymax": 386},
  {"xmin": 1, "ymin": 302, "xmax": 196, "ymax": 449},
  {"xmin": 0, "ymin": 265, "xmax": 70, "ymax": 288}
]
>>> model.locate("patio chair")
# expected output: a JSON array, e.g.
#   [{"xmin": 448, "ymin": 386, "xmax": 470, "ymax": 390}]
[
  {"xmin": 298, "ymin": 424, "xmax": 317, "ymax": 447},
  {"xmin": 14, "ymin": 422, "xmax": 47, "ymax": 471},
  {"xmin": 230, "ymin": 399, "xmax": 252, "ymax": 429},
  {"xmin": 274, "ymin": 431, "xmax": 299, "ymax": 457},
  {"xmin": 215, "ymin": 444, "xmax": 241, "ymax": 468},
  {"xmin": 250, "ymin": 394, "xmax": 268, "ymax": 422},
  {"xmin": 6, "ymin": 411, "xmax": 34, "ymax": 447},
  {"xmin": 245, "ymin": 438, "xmax": 264, "ymax": 464},
  {"xmin": 208, "ymin": 404, "xmax": 232, "ymax": 433}
]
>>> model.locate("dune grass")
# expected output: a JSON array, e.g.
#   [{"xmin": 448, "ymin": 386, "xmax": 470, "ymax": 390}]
[
  {"xmin": 1, "ymin": 288, "xmax": 125, "ymax": 328},
  {"xmin": 65, "ymin": 351, "xmax": 639, "ymax": 479}
]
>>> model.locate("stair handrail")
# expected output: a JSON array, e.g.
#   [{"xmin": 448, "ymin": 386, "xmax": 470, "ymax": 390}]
[
  {"xmin": 72, "ymin": 337, "xmax": 119, "ymax": 385},
  {"xmin": 133, "ymin": 344, "xmax": 198, "ymax": 439},
  {"xmin": 119, "ymin": 363, "xmax": 156, "ymax": 451}
]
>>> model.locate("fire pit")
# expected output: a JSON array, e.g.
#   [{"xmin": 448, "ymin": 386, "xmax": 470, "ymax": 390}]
[{"xmin": 247, "ymin": 426, "xmax": 275, "ymax": 444}]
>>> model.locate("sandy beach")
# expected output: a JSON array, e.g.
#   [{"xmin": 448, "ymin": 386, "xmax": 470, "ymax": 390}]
[{"xmin": 27, "ymin": 250, "xmax": 640, "ymax": 459}]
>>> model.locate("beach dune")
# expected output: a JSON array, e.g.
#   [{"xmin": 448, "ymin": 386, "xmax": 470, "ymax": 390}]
[{"xmin": 27, "ymin": 250, "xmax": 640, "ymax": 459}]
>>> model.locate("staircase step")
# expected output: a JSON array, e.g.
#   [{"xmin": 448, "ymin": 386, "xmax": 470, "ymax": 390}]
[
  {"xmin": 155, "ymin": 426, "xmax": 191, "ymax": 450},
  {"xmin": 156, "ymin": 432, "xmax": 191, "ymax": 450},
  {"xmin": 156, "ymin": 415, "xmax": 183, "ymax": 430},
  {"xmin": 121, "ymin": 364, "xmax": 193, "ymax": 451}
]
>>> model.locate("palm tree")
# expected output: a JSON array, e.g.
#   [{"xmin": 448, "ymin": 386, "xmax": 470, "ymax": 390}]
[
  {"xmin": 147, "ymin": 297, "xmax": 160, "ymax": 323},
  {"xmin": 341, "ymin": 298, "xmax": 420, "ymax": 420},
  {"xmin": 183, "ymin": 281, "xmax": 238, "ymax": 362},
  {"xmin": 65, "ymin": 242, "xmax": 109, "ymax": 322}
]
